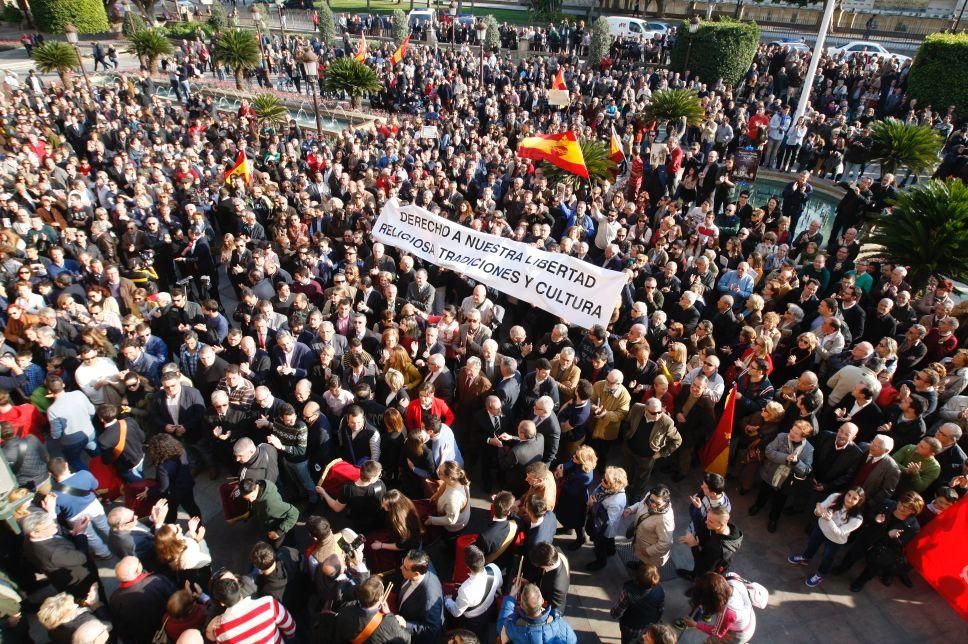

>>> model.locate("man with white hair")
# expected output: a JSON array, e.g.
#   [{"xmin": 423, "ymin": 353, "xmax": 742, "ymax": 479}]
[
  {"xmin": 623, "ymin": 397, "xmax": 681, "ymax": 500},
  {"xmin": 109, "ymin": 556, "xmax": 177, "ymax": 642},
  {"xmin": 423, "ymin": 352, "xmax": 455, "ymax": 404},
  {"xmin": 716, "ymin": 261, "xmax": 755, "ymax": 304},
  {"xmin": 457, "ymin": 309, "xmax": 492, "ymax": 359},
  {"xmin": 588, "ymin": 369, "xmax": 632, "ymax": 463},
  {"xmin": 532, "ymin": 395, "xmax": 561, "ymax": 464},
  {"xmin": 22, "ymin": 511, "xmax": 99, "ymax": 602},
  {"xmin": 853, "ymin": 434, "xmax": 901, "ymax": 509},
  {"xmin": 405, "ymin": 267, "xmax": 436, "ymax": 313},
  {"xmin": 460, "ymin": 285, "xmax": 497, "ymax": 327},
  {"xmin": 929, "ymin": 423, "xmax": 966, "ymax": 497}
]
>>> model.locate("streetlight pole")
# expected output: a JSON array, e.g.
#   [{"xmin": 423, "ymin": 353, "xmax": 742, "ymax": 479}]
[
  {"xmin": 792, "ymin": 0, "xmax": 837, "ymax": 127},
  {"xmin": 683, "ymin": 16, "xmax": 700, "ymax": 77},
  {"xmin": 276, "ymin": 0, "xmax": 287, "ymax": 42},
  {"xmin": 955, "ymin": 0, "xmax": 966, "ymax": 31},
  {"xmin": 64, "ymin": 24, "xmax": 92, "ymax": 94},
  {"xmin": 300, "ymin": 51, "xmax": 323, "ymax": 139}
]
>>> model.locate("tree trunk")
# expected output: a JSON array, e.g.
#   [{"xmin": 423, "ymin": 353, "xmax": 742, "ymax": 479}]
[
  {"xmin": 59, "ymin": 70, "xmax": 68, "ymax": 86},
  {"xmin": 235, "ymin": 69, "xmax": 244, "ymax": 90},
  {"xmin": 15, "ymin": 0, "xmax": 34, "ymax": 28},
  {"xmin": 352, "ymin": 94, "xmax": 362, "ymax": 109}
]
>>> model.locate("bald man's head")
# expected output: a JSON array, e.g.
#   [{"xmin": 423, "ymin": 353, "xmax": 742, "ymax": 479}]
[{"xmin": 115, "ymin": 556, "xmax": 142, "ymax": 583}]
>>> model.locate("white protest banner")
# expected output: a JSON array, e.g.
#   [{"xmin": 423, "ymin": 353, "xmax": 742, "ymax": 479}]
[{"xmin": 372, "ymin": 200, "xmax": 626, "ymax": 329}]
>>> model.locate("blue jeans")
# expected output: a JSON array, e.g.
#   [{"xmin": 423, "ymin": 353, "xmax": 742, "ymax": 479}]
[
  {"xmin": 802, "ymin": 524, "xmax": 843, "ymax": 574},
  {"xmin": 284, "ymin": 459, "xmax": 319, "ymax": 503},
  {"xmin": 61, "ymin": 435, "xmax": 98, "ymax": 472}
]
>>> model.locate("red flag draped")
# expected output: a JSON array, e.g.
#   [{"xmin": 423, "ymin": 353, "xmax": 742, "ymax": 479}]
[
  {"xmin": 551, "ymin": 67, "xmax": 566, "ymax": 90},
  {"xmin": 906, "ymin": 496, "xmax": 968, "ymax": 620},
  {"xmin": 700, "ymin": 384, "xmax": 735, "ymax": 475}
]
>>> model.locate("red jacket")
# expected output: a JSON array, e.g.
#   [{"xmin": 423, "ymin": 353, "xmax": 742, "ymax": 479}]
[{"xmin": 404, "ymin": 397, "xmax": 455, "ymax": 432}]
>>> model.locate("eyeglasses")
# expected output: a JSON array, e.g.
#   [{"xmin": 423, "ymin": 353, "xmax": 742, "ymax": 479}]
[{"xmin": 704, "ymin": 362, "xmax": 717, "ymax": 368}]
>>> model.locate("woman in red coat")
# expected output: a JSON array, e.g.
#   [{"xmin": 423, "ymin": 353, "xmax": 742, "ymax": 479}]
[{"xmin": 404, "ymin": 382, "xmax": 455, "ymax": 432}]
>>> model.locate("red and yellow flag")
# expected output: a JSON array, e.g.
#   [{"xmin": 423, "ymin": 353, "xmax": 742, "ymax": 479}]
[
  {"xmin": 551, "ymin": 67, "xmax": 566, "ymax": 90},
  {"xmin": 225, "ymin": 150, "xmax": 252, "ymax": 185},
  {"xmin": 700, "ymin": 384, "xmax": 735, "ymax": 476},
  {"xmin": 353, "ymin": 34, "xmax": 368, "ymax": 62},
  {"xmin": 609, "ymin": 125, "xmax": 626, "ymax": 166},
  {"xmin": 906, "ymin": 496, "xmax": 968, "ymax": 620},
  {"xmin": 390, "ymin": 35, "xmax": 410, "ymax": 66},
  {"xmin": 517, "ymin": 131, "xmax": 589, "ymax": 178}
]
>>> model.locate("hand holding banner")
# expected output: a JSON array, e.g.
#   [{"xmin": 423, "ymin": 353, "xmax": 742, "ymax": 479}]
[{"xmin": 372, "ymin": 200, "xmax": 626, "ymax": 329}]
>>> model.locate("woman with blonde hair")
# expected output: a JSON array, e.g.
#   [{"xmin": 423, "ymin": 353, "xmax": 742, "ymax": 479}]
[
  {"xmin": 657, "ymin": 342, "xmax": 688, "ymax": 383},
  {"xmin": 586, "ymin": 466, "xmax": 629, "ymax": 571},
  {"xmin": 737, "ymin": 293, "xmax": 765, "ymax": 328},
  {"xmin": 37, "ymin": 592, "xmax": 94, "ymax": 644},
  {"xmin": 755, "ymin": 311, "xmax": 782, "ymax": 350},
  {"xmin": 425, "ymin": 460, "xmax": 471, "ymax": 535},
  {"xmin": 556, "ymin": 445, "xmax": 598, "ymax": 550},
  {"xmin": 379, "ymin": 368, "xmax": 410, "ymax": 415},
  {"xmin": 386, "ymin": 345, "xmax": 422, "ymax": 394},
  {"xmin": 154, "ymin": 518, "xmax": 212, "ymax": 585},
  {"xmin": 875, "ymin": 337, "xmax": 899, "ymax": 376}
]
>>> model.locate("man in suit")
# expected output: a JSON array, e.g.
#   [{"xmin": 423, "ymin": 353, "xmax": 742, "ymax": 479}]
[
  {"xmin": 414, "ymin": 325, "xmax": 446, "ymax": 366},
  {"xmin": 395, "ymin": 549, "xmax": 444, "ymax": 644},
  {"xmin": 109, "ymin": 556, "xmax": 178, "ymax": 643},
  {"xmin": 347, "ymin": 314, "xmax": 381, "ymax": 356},
  {"xmin": 830, "ymin": 384, "xmax": 882, "ymax": 443},
  {"xmin": 22, "ymin": 510, "xmax": 99, "ymax": 602},
  {"xmin": 853, "ymin": 434, "xmax": 901, "ymax": 509},
  {"xmin": 269, "ymin": 330, "xmax": 315, "ymax": 391},
  {"xmin": 421, "ymin": 354, "xmax": 454, "ymax": 405},
  {"xmin": 456, "ymin": 357, "xmax": 492, "ymax": 425},
  {"xmin": 150, "ymin": 371, "xmax": 206, "ymax": 441},
  {"xmin": 520, "ymin": 359, "xmax": 562, "ymax": 414},
  {"xmin": 531, "ymin": 396, "xmax": 561, "ymax": 465},
  {"xmin": 672, "ymin": 375, "xmax": 716, "ymax": 481},
  {"xmin": 493, "ymin": 356, "xmax": 523, "ymax": 416},
  {"xmin": 697, "ymin": 150, "xmax": 724, "ymax": 205},
  {"xmin": 497, "ymin": 420, "xmax": 545, "ymax": 496},
  {"xmin": 520, "ymin": 495, "xmax": 558, "ymax": 557},
  {"xmin": 475, "ymin": 491, "xmax": 517, "ymax": 571},
  {"xmin": 405, "ymin": 269, "xmax": 436, "ymax": 313},
  {"xmin": 238, "ymin": 335, "xmax": 272, "ymax": 386},
  {"xmin": 248, "ymin": 316, "xmax": 278, "ymax": 354},
  {"xmin": 477, "ymin": 395, "xmax": 512, "ymax": 490},
  {"xmin": 526, "ymin": 542, "xmax": 570, "ymax": 615},
  {"xmin": 928, "ymin": 423, "xmax": 966, "ymax": 497},
  {"xmin": 456, "ymin": 309, "xmax": 492, "ymax": 358}
]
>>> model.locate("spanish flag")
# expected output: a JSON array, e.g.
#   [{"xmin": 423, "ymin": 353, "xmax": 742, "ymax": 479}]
[
  {"xmin": 609, "ymin": 124, "xmax": 626, "ymax": 166},
  {"xmin": 225, "ymin": 150, "xmax": 252, "ymax": 185},
  {"xmin": 906, "ymin": 496, "xmax": 968, "ymax": 620},
  {"xmin": 353, "ymin": 34, "xmax": 368, "ymax": 63},
  {"xmin": 700, "ymin": 384, "xmax": 735, "ymax": 476},
  {"xmin": 390, "ymin": 35, "xmax": 410, "ymax": 66},
  {"xmin": 517, "ymin": 131, "xmax": 589, "ymax": 179},
  {"xmin": 551, "ymin": 67, "xmax": 566, "ymax": 91}
]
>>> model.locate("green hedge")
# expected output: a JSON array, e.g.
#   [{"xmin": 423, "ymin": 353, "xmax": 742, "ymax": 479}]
[
  {"xmin": 669, "ymin": 18, "xmax": 760, "ymax": 87},
  {"xmin": 908, "ymin": 33, "xmax": 968, "ymax": 122},
  {"xmin": 29, "ymin": 0, "xmax": 110, "ymax": 34},
  {"xmin": 165, "ymin": 20, "xmax": 215, "ymax": 40}
]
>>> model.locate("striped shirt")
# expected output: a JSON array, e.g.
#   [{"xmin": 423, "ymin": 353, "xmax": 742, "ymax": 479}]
[{"xmin": 214, "ymin": 595, "xmax": 296, "ymax": 643}]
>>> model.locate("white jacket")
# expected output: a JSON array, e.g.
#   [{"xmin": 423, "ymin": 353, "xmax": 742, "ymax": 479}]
[{"xmin": 817, "ymin": 493, "xmax": 864, "ymax": 545}]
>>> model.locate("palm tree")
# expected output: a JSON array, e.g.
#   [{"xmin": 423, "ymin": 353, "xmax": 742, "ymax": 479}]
[
  {"xmin": 31, "ymin": 42, "xmax": 79, "ymax": 86},
  {"xmin": 863, "ymin": 179, "xmax": 968, "ymax": 291},
  {"xmin": 251, "ymin": 94, "xmax": 289, "ymax": 131},
  {"xmin": 126, "ymin": 28, "xmax": 174, "ymax": 75},
  {"xmin": 214, "ymin": 28, "xmax": 261, "ymax": 90},
  {"xmin": 869, "ymin": 118, "xmax": 943, "ymax": 178},
  {"xmin": 541, "ymin": 138, "xmax": 617, "ymax": 190},
  {"xmin": 322, "ymin": 56, "xmax": 382, "ymax": 110},
  {"xmin": 640, "ymin": 89, "xmax": 706, "ymax": 129}
]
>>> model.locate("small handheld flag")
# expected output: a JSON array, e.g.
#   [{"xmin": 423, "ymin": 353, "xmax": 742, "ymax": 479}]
[
  {"xmin": 551, "ymin": 67, "xmax": 566, "ymax": 91},
  {"xmin": 225, "ymin": 150, "xmax": 252, "ymax": 185},
  {"xmin": 390, "ymin": 35, "xmax": 411, "ymax": 66},
  {"xmin": 353, "ymin": 34, "xmax": 368, "ymax": 63}
]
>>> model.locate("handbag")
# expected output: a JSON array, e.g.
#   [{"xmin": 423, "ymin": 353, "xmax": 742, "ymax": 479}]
[{"xmin": 770, "ymin": 440, "xmax": 803, "ymax": 488}]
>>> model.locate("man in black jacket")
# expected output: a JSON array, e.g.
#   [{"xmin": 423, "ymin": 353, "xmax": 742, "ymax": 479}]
[
  {"xmin": 1, "ymin": 421, "xmax": 49, "ymax": 489},
  {"xmin": 797, "ymin": 423, "xmax": 865, "ymax": 514},
  {"xmin": 526, "ymin": 542, "xmax": 570, "ymax": 615},
  {"xmin": 109, "ymin": 556, "xmax": 177, "ymax": 643},
  {"xmin": 475, "ymin": 491, "xmax": 517, "ymax": 572},
  {"xmin": 251, "ymin": 541, "xmax": 311, "ymax": 632},
  {"xmin": 22, "ymin": 511, "xmax": 99, "ymax": 601},
  {"xmin": 676, "ymin": 506, "xmax": 743, "ymax": 581},
  {"xmin": 334, "ymin": 576, "xmax": 411, "ymax": 643},
  {"xmin": 497, "ymin": 420, "xmax": 544, "ymax": 496}
]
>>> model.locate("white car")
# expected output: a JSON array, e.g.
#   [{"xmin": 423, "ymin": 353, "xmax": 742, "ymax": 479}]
[{"xmin": 826, "ymin": 41, "xmax": 911, "ymax": 64}]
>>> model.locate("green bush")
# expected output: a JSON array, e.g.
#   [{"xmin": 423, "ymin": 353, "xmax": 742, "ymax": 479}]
[
  {"xmin": 29, "ymin": 0, "xmax": 110, "ymax": 33},
  {"xmin": 208, "ymin": 2, "xmax": 228, "ymax": 33},
  {"xmin": 391, "ymin": 9, "xmax": 407, "ymax": 45},
  {"xmin": 122, "ymin": 11, "xmax": 147, "ymax": 37},
  {"xmin": 908, "ymin": 33, "xmax": 968, "ymax": 123},
  {"xmin": 1, "ymin": 4, "xmax": 23, "ymax": 22},
  {"xmin": 669, "ymin": 18, "xmax": 760, "ymax": 87},
  {"xmin": 164, "ymin": 20, "xmax": 214, "ymax": 40},
  {"xmin": 317, "ymin": 1, "xmax": 335, "ymax": 47},
  {"xmin": 589, "ymin": 17, "xmax": 610, "ymax": 66}
]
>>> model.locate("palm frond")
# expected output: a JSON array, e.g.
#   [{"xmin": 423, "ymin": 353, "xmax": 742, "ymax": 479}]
[
  {"xmin": 126, "ymin": 28, "xmax": 174, "ymax": 72},
  {"xmin": 542, "ymin": 138, "xmax": 617, "ymax": 189},
  {"xmin": 640, "ymin": 89, "xmax": 706, "ymax": 127},
  {"xmin": 31, "ymin": 42, "xmax": 78, "ymax": 82},
  {"xmin": 251, "ymin": 94, "xmax": 290, "ymax": 129},
  {"xmin": 214, "ymin": 29, "xmax": 261, "ymax": 89},
  {"xmin": 322, "ymin": 56, "xmax": 382, "ymax": 109},
  {"xmin": 862, "ymin": 178, "xmax": 968, "ymax": 290},
  {"xmin": 869, "ymin": 118, "xmax": 943, "ymax": 176}
]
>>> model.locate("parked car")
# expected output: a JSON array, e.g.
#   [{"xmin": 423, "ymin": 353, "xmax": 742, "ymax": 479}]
[
  {"xmin": 408, "ymin": 8, "xmax": 436, "ymax": 30},
  {"xmin": 768, "ymin": 39, "xmax": 811, "ymax": 54},
  {"xmin": 826, "ymin": 40, "xmax": 911, "ymax": 64}
]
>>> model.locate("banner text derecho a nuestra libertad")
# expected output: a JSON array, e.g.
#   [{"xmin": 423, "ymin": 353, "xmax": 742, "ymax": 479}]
[{"xmin": 372, "ymin": 200, "xmax": 626, "ymax": 329}]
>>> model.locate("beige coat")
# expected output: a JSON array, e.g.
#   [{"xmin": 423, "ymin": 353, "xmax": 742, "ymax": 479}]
[
  {"xmin": 633, "ymin": 507, "xmax": 675, "ymax": 567},
  {"xmin": 590, "ymin": 380, "xmax": 631, "ymax": 441}
]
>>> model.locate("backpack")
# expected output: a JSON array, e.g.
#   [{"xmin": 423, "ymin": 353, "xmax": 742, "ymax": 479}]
[{"xmin": 725, "ymin": 572, "xmax": 769, "ymax": 610}]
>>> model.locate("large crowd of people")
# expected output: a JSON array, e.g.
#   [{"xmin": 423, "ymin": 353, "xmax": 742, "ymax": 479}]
[{"xmin": 0, "ymin": 5, "xmax": 966, "ymax": 644}]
